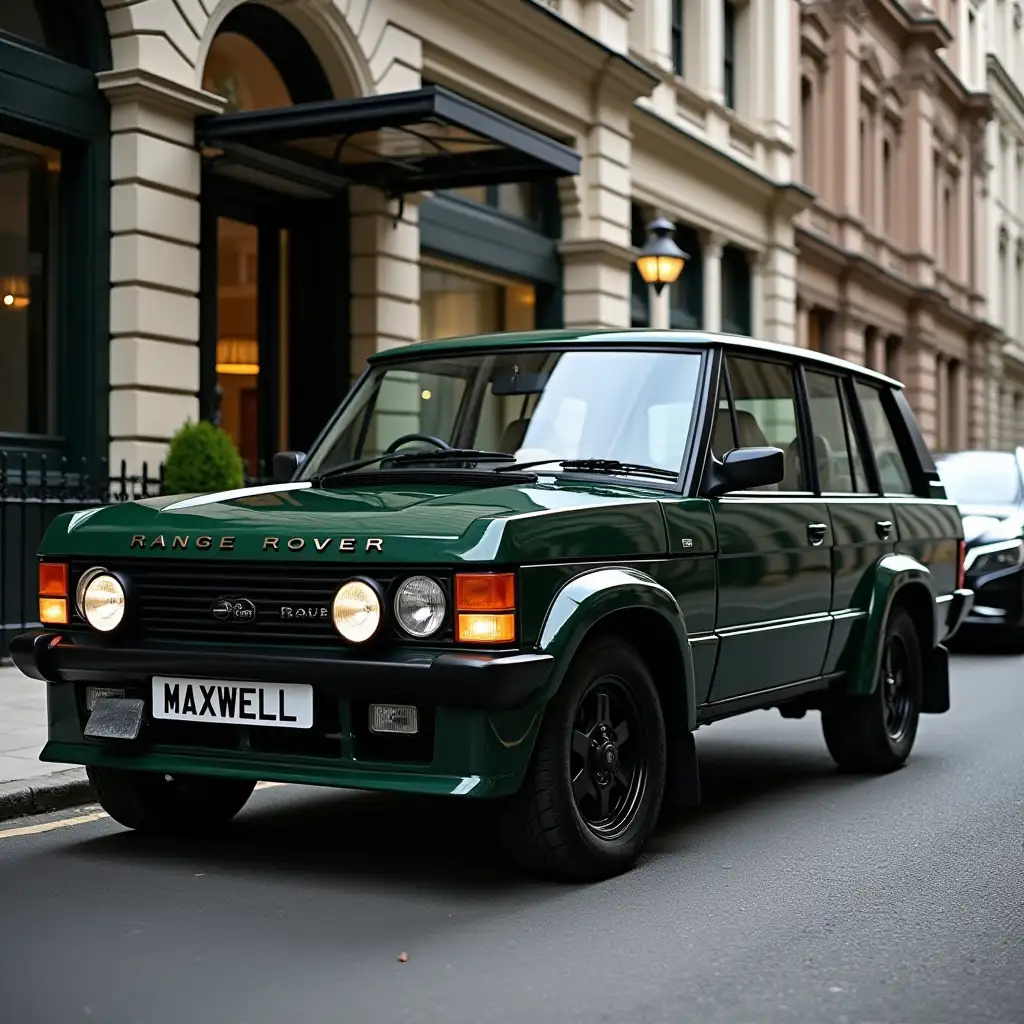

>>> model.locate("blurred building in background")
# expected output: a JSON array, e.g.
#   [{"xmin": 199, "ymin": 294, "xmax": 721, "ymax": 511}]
[
  {"xmin": 2, "ymin": 0, "xmax": 1024, "ymax": 485},
  {"xmin": 983, "ymin": 0, "xmax": 1024, "ymax": 449},
  {"xmin": 793, "ymin": 0, "xmax": 994, "ymax": 452}
]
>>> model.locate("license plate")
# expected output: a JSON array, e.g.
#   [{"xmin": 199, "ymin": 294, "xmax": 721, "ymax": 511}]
[{"xmin": 152, "ymin": 677, "xmax": 313, "ymax": 729}]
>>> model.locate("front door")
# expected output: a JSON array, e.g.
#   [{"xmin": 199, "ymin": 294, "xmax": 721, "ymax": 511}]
[
  {"xmin": 200, "ymin": 175, "xmax": 349, "ymax": 479},
  {"xmin": 707, "ymin": 354, "xmax": 833, "ymax": 703}
]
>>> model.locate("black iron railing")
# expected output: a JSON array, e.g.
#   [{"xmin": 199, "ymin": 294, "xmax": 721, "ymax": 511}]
[{"xmin": 1, "ymin": 449, "xmax": 268, "ymax": 653}]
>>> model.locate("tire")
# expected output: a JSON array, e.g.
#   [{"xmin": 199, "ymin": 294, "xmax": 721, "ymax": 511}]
[
  {"xmin": 495, "ymin": 637, "xmax": 667, "ymax": 882},
  {"xmin": 821, "ymin": 607, "xmax": 923, "ymax": 773},
  {"xmin": 87, "ymin": 766, "xmax": 256, "ymax": 835}
]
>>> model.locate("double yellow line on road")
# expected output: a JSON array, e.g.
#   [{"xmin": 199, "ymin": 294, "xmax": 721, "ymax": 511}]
[{"xmin": 0, "ymin": 780, "xmax": 287, "ymax": 842}]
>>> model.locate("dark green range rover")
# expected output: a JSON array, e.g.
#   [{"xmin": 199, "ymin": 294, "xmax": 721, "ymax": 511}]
[{"xmin": 12, "ymin": 330, "xmax": 972, "ymax": 880}]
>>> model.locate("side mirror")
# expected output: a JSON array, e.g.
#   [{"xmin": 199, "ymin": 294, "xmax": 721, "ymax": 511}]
[
  {"xmin": 702, "ymin": 446, "xmax": 784, "ymax": 498},
  {"xmin": 272, "ymin": 450, "xmax": 306, "ymax": 483}
]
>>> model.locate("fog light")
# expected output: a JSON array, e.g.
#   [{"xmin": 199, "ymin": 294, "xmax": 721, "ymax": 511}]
[
  {"xmin": 369, "ymin": 704, "xmax": 419, "ymax": 735},
  {"xmin": 86, "ymin": 686, "xmax": 125, "ymax": 711}
]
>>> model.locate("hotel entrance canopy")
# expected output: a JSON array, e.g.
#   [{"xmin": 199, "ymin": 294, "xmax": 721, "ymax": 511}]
[{"xmin": 196, "ymin": 85, "xmax": 581, "ymax": 200}]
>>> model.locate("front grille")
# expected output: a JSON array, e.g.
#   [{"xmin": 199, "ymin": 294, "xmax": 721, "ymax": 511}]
[{"xmin": 68, "ymin": 560, "xmax": 454, "ymax": 648}]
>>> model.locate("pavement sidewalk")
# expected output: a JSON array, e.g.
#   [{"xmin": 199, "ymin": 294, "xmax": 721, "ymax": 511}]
[{"xmin": 0, "ymin": 661, "xmax": 95, "ymax": 821}]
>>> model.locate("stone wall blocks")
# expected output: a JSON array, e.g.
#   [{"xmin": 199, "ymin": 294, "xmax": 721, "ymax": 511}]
[
  {"xmin": 111, "ymin": 184, "xmax": 200, "ymax": 245},
  {"xmin": 110, "ymin": 390, "xmax": 200, "ymax": 443},
  {"xmin": 107, "ymin": 0, "xmax": 199, "ymax": 67},
  {"xmin": 110, "ymin": 34, "xmax": 193, "ymax": 86},
  {"xmin": 108, "ymin": 440, "xmax": 174, "ymax": 478},
  {"xmin": 111, "ymin": 285, "xmax": 200, "ymax": 343},
  {"xmin": 111, "ymin": 235, "xmax": 200, "ymax": 294},
  {"xmin": 112, "ymin": 133, "xmax": 201, "ymax": 195},
  {"xmin": 110, "ymin": 337, "xmax": 201, "ymax": 392}
]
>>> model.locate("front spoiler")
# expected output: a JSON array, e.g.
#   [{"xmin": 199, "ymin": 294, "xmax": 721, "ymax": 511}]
[{"xmin": 10, "ymin": 630, "xmax": 554, "ymax": 712}]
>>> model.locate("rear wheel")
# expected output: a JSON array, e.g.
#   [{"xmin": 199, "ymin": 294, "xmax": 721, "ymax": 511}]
[
  {"xmin": 821, "ymin": 607, "xmax": 922, "ymax": 773},
  {"xmin": 496, "ymin": 637, "xmax": 667, "ymax": 881},
  {"xmin": 87, "ymin": 766, "xmax": 256, "ymax": 835}
]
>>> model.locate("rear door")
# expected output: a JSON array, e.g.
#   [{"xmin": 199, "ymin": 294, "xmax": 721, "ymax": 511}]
[
  {"xmin": 707, "ymin": 354, "xmax": 832, "ymax": 703},
  {"xmin": 802, "ymin": 367, "xmax": 899, "ymax": 673}
]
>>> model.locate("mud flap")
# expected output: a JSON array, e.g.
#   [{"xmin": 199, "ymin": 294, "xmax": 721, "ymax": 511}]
[
  {"xmin": 922, "ymin": 644, "xmax": 951, "ymax": 714},
  {"xmin": 664, "ymin": 728, "xmax": 701, "ymax": 809}
]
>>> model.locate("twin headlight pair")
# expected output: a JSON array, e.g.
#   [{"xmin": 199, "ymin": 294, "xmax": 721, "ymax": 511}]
[{"xmin": 333, "ymin": 576, "xmax": 446, "ymax": 643}]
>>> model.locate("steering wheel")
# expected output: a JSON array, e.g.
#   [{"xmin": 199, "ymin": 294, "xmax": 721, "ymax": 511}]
[{"xmin": 384, "ymin": 433, "xmax": 453, "ymax": 455}]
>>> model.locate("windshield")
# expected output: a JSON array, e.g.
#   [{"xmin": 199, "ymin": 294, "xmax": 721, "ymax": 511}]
[
  {"xmin": 936, "ymin": 451, "xmax": 1023, "ymax": 506},
  {"xmin": 301, "ymin": 348, "xmax": 705, "ymax": 479}
]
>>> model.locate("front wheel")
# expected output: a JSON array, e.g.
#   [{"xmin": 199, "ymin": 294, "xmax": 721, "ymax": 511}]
[
  {"xmin": 495, "ymin": 637, "xmax": 667, "ymax": 881},
  {"xmin": 821, "ymin": 607, "xmax": 923, "ymax": 773},
  {"xmin": 87, "ymin": 767, "xmax": 256, "ymax": 835}
]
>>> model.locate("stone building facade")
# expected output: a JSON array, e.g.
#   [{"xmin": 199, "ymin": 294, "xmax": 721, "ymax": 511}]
[
  {"xmin": 984, "ymin": 0, "xmax": 1024, "ymax": 449},
  {"xmin": 0, "ymin": 0, "xmax": 809, "ymax": 480},
  {"xmin": 794, "ymin": 0, "xmax": 995, "ymax": 452}
]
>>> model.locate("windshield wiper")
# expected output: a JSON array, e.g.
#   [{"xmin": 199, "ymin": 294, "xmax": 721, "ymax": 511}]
[
  {"xmin": 495, "ymin": 458, "xmax": 678, "ymax": 481},
  {"xmin": 310, "ymin": 448, "xmax": 515, "ymax": 487}
]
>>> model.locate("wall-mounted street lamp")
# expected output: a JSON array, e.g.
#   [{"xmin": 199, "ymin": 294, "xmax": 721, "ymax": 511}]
[{"xmin": 635, "ymin": 217, "xmax": 688, "ymax": 295}]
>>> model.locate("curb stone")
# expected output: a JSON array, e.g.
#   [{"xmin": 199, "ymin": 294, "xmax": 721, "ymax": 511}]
[{"xmin": 0, "ymin": 768, "xmax": 98, "ymax": 824}]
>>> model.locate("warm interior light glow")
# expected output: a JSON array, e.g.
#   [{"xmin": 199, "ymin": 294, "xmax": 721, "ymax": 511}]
[
  {"xmin": 216, "ymin": 363, "xmax": 261, "ymax": 375},
  {"xmin": 636, "ymin": 254, "xmax": 685, "ymax": 287},
  {"xmin": 456, "ymin": 612, "xmax": 516, "ymax": 644},
  {"xmin": 1, "ymin": 275, "xmax": 30, "ymax": 310},
  {"xmin": 39, "ymin": 597, "xmax": 68, "ymax": 625},
  {"xmin": 39, "ymin": 563, "xmax": 68, "ymax": 597},
  {"xmin": 421, "ymin": 389, "xmax": 432, "ymax": 400}
]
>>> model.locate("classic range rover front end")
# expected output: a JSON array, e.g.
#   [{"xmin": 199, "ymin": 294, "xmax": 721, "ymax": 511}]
[{"xmin": 13, "ymin": 549, "xmax": 556, "ymax": 799}]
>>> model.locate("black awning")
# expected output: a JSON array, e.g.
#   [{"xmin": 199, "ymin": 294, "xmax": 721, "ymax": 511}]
[{"xmin": 196, "ymin": 85, "xmax": 581, "ymax": 199}]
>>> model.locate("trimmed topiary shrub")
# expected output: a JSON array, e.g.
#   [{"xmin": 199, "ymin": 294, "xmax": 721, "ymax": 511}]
[{"xmin": 162, "ymin": 419, "xmax": 245, "ymax": 495}]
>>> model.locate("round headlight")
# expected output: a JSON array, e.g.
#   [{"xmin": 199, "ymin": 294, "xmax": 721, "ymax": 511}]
[
  {"xmin": 394, "ymin": 576, "xmax": 446, "ymax": 638},
  {"xmin": 331, "ymin": 580, "xmax": 381, "ymax": 643},
  {"xmin": 80, "ymin": 572, "xmax": 126, "ymax": 632}
]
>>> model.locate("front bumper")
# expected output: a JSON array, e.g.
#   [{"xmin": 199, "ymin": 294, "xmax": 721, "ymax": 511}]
[
  {"xmin": 10, "ymin": 630, "xmax": 554, "ymax": 712},
  {"xmin": 9, "ymin": 630, "xmax": 554, "ymax": 798}
]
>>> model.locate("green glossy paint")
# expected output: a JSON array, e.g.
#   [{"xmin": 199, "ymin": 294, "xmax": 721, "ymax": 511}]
[{"xmin": 19, "ymin": 329, "xmax": 970, "ymax": 801}]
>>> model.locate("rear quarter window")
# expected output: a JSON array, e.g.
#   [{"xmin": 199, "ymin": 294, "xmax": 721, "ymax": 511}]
[{"xmin": 853, "ymin": 381, "xmax": 915, "ymax": 496}]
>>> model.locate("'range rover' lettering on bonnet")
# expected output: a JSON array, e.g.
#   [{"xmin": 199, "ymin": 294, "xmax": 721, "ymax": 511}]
[{"xmin": 128, "ymin": 534, "xmax": 385, "ymax": 553}]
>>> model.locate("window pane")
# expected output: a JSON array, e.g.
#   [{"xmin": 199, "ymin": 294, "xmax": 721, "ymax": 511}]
[
  {"xmin": 0, "ymin": 136, "xmax": 60, "ymax": 436},
  {"xmin": 805, "ymin": 370, "xmax": 870, "ymax": 493},
  {"xmin": 725, "ymin": 357, "xmax": 805, "ymax": 490},
  {"xmin": 0, "ymin": 1, "xmax": 46, "ymax": 46},
  {"xmin": 854, "ymin": 382, "xmax": 914, "ymax": 494}
]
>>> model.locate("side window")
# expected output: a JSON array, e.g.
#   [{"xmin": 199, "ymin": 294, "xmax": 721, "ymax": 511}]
[
  {"xmin": 854, "ymin": 381, "xmax": 914, "ymax": 495},
  {"xmin": 804, "ymin": 370, "xmax": 871, "ymax": 493},
  {"xmin": 724, "ymin": 356, "xmax": 807, "ymax": 491}
]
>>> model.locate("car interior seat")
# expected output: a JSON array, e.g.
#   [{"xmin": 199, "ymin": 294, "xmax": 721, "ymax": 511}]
[{"xmin": 499, "ymin": 417, "xmax": 531, "ymax": 454}]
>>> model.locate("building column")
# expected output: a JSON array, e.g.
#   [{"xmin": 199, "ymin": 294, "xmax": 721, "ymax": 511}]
[
  {"xmin": 349, "ymin": 185, "xmax": 421, "ymax": 371},
  {"xmin": 559, "ymin": 104, "xmax": 633, "ymax": 328},
  {"xmin": 951, "ymin": 357, "xmax": 969, "ymax": 450},
  {"xmin": 795, "ymin": 298, "xmax": 810, "ymax": 349},
  {"xmin": 697, "ymin": 0, "xmax": 725, "ymax": 106},
  {"xmin": 903, "ymin": 54, "xmax": 937, "ymax": 289},
  {"xmin": 935, "ymin": 353, "xmax": 948, "ymax": 450},
  {"xmin": 866, "ymin": 330, "xmax": 885, "ymax": 372},
  {"xmin": 98, "ymin": 70, "xmax": 224, "ymax": 475},
  {"xmin": 836, "ymin": 311, "xmax": 866, "ymax": 365},
  {"xmin": 702, "ymin": 232, "xmax": 725, "ymax": 333},
  {"xmin": 902, "ymin": 339, "xmax": 939, "ymax": 447},
  {"xmin": 749, "ymin": 249, "xmax": 766, "ymax": 338}
]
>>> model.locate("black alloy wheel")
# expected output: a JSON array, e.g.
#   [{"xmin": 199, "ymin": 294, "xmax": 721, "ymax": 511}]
[
  {"xmin": 495, "ymin": 637, "xmax": 667, "ymax": 881},
  {"xmin": 821, "ymin": 606, "xmax": 923, "ymax": 774},
  {"xmin": 570, "ymin": 678, "xmax": 648, "ymax": 841}
]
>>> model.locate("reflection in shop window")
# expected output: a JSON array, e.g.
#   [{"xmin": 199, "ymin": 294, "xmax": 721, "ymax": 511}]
[{"xmin": 0, "ymin": 135, "xmax": 60, "ymax": 436}]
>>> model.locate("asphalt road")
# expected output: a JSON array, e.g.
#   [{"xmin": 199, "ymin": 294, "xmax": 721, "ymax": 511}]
[{"xmin": 1, "ymin": 651, "xmax": 1021, "ymax": 1024}]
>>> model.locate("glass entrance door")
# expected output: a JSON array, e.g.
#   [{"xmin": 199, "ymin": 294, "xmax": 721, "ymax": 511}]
[{"xmin": 202, "ymin": 201, "xmax": 292, "ymax": 481}]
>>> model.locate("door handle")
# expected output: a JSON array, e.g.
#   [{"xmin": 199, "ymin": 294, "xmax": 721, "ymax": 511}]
[
  {"xmin": 807, "ymin": 522, "xmax": 828, "ymax": 546},
  {"xmin": 875, "ymin": 519, "xmax": 893, "ymax": 540}
]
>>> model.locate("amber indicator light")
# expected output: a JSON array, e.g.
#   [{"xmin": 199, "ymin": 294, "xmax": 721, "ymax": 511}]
[
  {"xmin": 39, "ymin": 562, "xmax": 67, "ymax": 598},
  {"xmin": 39, "ymin": 597, "xmax": 68, "ymax": 625},
  {"xmin": 956, "ymin": 539, "xmax": 965, "ymax": 590},
  {"xmin": 455, "ymin": 573, "xmax": 516, "ymax": 644}
]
